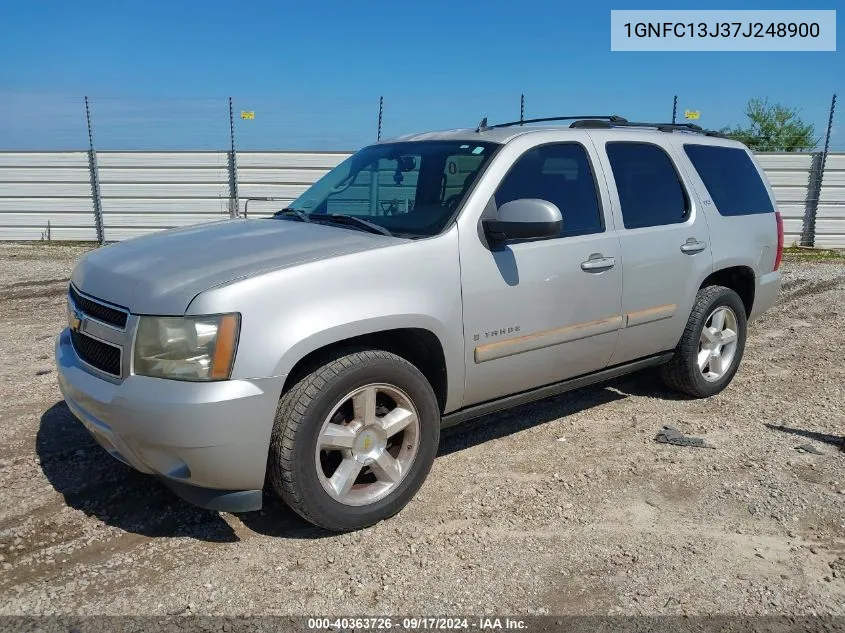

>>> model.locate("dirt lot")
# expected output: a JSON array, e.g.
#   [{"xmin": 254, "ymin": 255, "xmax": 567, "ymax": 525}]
[{"xmin": 0, "ymin": 242, "xmax": 843, "ymax": 617}]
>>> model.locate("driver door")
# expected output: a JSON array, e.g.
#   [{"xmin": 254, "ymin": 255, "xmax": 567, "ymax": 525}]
[{"xmin": 458, "ymin": 140, "xmax": 623, "ymax": 406}]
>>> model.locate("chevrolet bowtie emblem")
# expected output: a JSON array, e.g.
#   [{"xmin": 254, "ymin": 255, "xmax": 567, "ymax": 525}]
[{"xmin": 67, "ymin": 302, "xmax": 83, "ymax": 332}]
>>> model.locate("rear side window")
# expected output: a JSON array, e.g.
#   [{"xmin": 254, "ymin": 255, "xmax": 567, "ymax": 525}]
[
  {"xmin": 494, "ymin": 143, "xmax": 603, "ymax": 237},
  {"xmin": 683, "ymin": 144, "xmax": 775, "ymax": 216},
  {"xmin": 606, "ymin": 142, "xmax": 689, "ymax": 229}
]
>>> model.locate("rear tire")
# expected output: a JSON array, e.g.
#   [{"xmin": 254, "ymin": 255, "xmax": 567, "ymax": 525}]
[
  {"xmin": 661, "ymin": 285, "xmax": 747, "ymax": 398},
  {"xmin": 268, "ymin": 349, "xmax": 440, "ymax": 532}
]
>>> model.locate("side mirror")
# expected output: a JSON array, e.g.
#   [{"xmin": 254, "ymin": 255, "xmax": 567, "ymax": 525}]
[
  {"xmin": 397, "ymin": 156, "xmax": 417, "ymax": 172},
  {"xmin": 482, "ymin": 199, "xmax": 562, "ymax": 244}
]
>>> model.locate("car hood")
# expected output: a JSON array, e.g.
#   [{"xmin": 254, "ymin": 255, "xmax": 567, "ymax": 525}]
[{"xmin": 70, "ymin": 218, "xmax": 398, "ymax": 315}]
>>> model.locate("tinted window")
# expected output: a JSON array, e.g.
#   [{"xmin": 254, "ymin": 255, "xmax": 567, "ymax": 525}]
[
  {"xmin": 684, "ymin": 144, "xmax": 774, "ymax": 216},
  {"xmin": 443, "ymin": 153, "xmax": 488, "ymax": 202},
  {"xmin": 495, "ymin": 144, "xmax": 603, "ymax": 237},
  {"xmin": 606, "ymin": 142, "xmax": 689, "ymax": 229},
  {"xmin": 288, "ymin": 141, "xmax": 497, "ymax": 238}
]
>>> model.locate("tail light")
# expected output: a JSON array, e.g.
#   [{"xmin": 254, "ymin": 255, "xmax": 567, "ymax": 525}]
[{"xmin": 774, "ymin": 211, "xmax": 784, "ymax": 271}]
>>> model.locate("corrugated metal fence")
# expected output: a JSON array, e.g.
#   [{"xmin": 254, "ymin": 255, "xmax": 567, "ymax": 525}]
[
  {"xmin": 817, "ymin": 154, "xmax": 845, "ymax": 248},
  {"xmin": 1, "ymin": 150, "xmax": 843, "ymax": 247}
]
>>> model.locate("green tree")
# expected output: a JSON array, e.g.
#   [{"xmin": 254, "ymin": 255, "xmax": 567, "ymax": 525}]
[{"xmin": 723, "ymin": 98, "xmax": 818, "ymax": 152}]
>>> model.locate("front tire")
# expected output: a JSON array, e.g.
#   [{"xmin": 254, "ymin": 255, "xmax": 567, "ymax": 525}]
[
  {"xmin": 268, "ymin": 349, "xmax": 440, "ymax": 531},
  {"xmin": 661, "ymin": 285, "xmax": 747, "ymax": 398}
]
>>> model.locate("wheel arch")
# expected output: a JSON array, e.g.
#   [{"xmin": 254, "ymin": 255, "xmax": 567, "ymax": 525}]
[
  {"xmin": 699, "ymin": 265, "xmax": 756, "ymax": 318},
  {"xmin": 279, "ymin": 324, "xmax": 450, "ymax": 414}
]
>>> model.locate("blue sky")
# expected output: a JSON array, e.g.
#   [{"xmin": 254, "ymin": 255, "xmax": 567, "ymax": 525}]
[{"xmin": 0, "ymin": 0, "xmax": 841, "ymax": 150}]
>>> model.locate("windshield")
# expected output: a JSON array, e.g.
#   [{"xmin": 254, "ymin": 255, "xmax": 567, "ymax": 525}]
[{"xmin": 284, "ymin": 141, "xmax": 498, "ymax": 238}]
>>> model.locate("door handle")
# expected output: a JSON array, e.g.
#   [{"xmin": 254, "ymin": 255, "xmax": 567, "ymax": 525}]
[
  {"xmin": 581, "ymin": 255, "xmax": 616, "ymax": 272},
  {"xmin": 680, "ymin": 239, "xmax": 707, "ymax": 254}
]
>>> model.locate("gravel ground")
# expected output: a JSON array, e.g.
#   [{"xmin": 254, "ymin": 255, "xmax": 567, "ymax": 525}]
[{"xmin": 0, "ymin": 242, "xmax": 843, "ymax": 617}]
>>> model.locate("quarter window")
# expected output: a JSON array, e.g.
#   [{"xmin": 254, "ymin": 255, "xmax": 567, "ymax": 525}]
[
  {"xmin": 494, "ymin": 143, "xmax": 604, "ymax": 237},
  {"xmin": 606, "ymin": 142, "xmax": 689, "ymax": 229},
  {"xmin": 683, "ymin": 144, "xmax": 774, "ymax": 216}
]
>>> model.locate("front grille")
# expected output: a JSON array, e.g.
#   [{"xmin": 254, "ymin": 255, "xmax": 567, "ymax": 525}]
[
  {"xmin": 69, "ymin": 285, "xmax": 128, "ymax": 329},
  {"xmin": 70, "ymin": 329, "xmax": 122, "ymax": 376}
]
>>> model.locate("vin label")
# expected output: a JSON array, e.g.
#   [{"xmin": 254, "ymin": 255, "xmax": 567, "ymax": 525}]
[{"xmin": 610, "ymin": 10, "xmax": 836, "ymax": 51}]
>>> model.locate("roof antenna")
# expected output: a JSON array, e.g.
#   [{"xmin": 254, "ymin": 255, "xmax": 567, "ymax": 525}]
[{"xmin": 475, "ymin": 116, "xmax": 488, "ymax": 133}]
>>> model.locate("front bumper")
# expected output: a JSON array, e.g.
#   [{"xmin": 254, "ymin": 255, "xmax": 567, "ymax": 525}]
[{"xmin": 56, "ymin": 328, "xmax": 283, "ymax": 512}]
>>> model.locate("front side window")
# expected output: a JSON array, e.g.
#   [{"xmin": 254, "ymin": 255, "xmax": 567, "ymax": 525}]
[
  {"xmin": 286, "ymin": 141, "xmax": 497, "ymax": 238},
  {"xmin": 606, "ymin": 142, "xmax": 689, "ymax": 229},
  {"xmin": 494, "ymin": 143, "xmax": 604, "ymax": 237},
  {"xmin": 683, "ymin": 144, "xmax": 774, "ymax": 216}
]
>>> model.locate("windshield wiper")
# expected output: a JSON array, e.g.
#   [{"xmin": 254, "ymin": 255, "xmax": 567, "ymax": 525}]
[
  {"xmin": 272, "ymin": 208, "xmax": 311, "ymax": 222},
  {"xmin": 312, "ymin": 214, "xmax": 394, "ymax": 237}
]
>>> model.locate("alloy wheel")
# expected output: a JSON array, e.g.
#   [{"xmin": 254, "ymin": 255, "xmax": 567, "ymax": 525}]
[
  {"xmin": 314, "ymin": 383, "xmax": 421, "ymax": 506},
  {"xmin": 698, "ymin": 305, "xmax": 739, "ymax": 382}
]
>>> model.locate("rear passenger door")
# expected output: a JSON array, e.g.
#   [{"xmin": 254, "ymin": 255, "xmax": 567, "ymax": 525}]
[
  {"xmin": 680, "ymin": 142, "xmax": 779, "ymax": 284},
  {"xmin": 591, "ymin": 137, "xmax": 713, "ymax": 366}
]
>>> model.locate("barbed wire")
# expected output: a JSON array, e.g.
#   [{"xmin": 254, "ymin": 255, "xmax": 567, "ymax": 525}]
[{"xmin": 0, "ymin": 94, "xmax": 840, "ymax": 152}]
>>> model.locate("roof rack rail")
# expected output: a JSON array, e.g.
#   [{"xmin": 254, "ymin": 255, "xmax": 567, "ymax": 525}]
[
  {"xmin": 475, "ymin": 115, "xmax": 627, "ymax": 133},
  {"xmin": 570, "ymin": 119, "xmax": 725, "ymax": 137}
]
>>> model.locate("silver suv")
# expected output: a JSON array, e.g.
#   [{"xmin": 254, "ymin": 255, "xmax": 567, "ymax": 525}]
[{"xmin": 56, "ymin": 115, "xmax": 783, "ymax": 531}]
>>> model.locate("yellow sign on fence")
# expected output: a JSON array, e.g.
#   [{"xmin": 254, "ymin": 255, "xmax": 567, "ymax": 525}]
[
  {"xmin": 240, "ymin": 111, "xmax": 255, "ymax": 120},
  {"xmin": 684, "ymin": 110, "xmax": 700, "ymax": 120}
]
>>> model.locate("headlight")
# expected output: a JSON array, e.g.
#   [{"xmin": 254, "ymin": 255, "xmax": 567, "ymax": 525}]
[{"xmin": 133, "ymin": 314, "xmax": 240, "ymax": 381}]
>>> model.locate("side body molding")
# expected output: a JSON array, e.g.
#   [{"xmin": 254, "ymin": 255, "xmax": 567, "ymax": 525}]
[{"xmin": 474, "ymin": 304, "xmax": 678, "ymax": 364}]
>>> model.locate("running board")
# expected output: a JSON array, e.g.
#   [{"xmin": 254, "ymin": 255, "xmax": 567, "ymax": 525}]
[{"xmin": 440, "ymin": 352, "xmax": 674, "ymax": 428}]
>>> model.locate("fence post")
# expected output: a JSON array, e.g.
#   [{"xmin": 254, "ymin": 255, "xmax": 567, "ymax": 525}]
[
  {"xmin": 802, "ymin": 93, "xmax": 837, "ymax": 247},
  {"xmin": 672, "ymin": 95, "xmax": 678, "ymax": 124},
  {"xmin": 802, "ymin": 153, "xmax": 823, "ymax": 247},
  {"xmin": 84, "ymin": 96, "xmax": 105, "ymax": 245},
  {"xmin": 227, "ymin": 96, "xmax": 240, "ymax": 218},
  {"xmin": 520, "ymin": 93, "xmax": 525, "ymax": 125},
  {"xmin": 377, "ymin": 96, "xmax": 384, "ymax": 141}
]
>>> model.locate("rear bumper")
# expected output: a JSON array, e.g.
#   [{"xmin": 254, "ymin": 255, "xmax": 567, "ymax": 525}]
[
  {"xmin": 56, "ymin": 328, "xmax": 282, "ymax": 511},
  {"xmin": 750, "ymin": 270, "xmax": 782, "ymax": 321}
]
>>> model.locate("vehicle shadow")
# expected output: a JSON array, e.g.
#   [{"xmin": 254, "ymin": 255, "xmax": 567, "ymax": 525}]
[
  {"xmin": 764, "ymin": 423, "xmax": 845, "ymax": 452},
  {"xmin": 38, "ymin": 368, "xmax": 682, "ymax": 541},
  {"xmin": 438, "ymin": 368, "xmax": 675, "ymax": 456},
  {"xmin": 38, "ymin": 401, "xmax": 242, "ymax": 542},
  {"xmin": 246, "ymin": 369, "xmax": 676, "ymax": 535},
  {"xmin": 38, "ymin": 401, "xmax": 338, "ymax": 541},
  {"xmin": 235, "ymin": 494, "xmax": 335, "ymax": 539},
  {"xmin": 608, "ymin": 367, "xmax": 693, "ymax": 402}
]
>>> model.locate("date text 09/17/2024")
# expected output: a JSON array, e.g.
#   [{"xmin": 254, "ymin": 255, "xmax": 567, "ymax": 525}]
[{"xmin": 305, "ymin": 617, "xmax": 528, "ymax": 630}]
